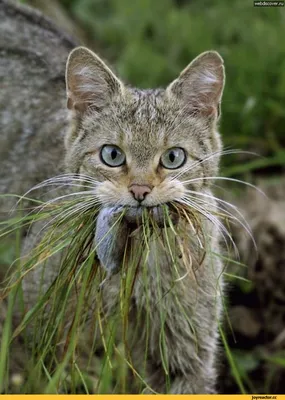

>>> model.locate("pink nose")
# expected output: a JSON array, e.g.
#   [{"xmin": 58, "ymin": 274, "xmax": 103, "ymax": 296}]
[{"xmin": 129, "ymin": 184, "xmax": 152, "ymax": 202}]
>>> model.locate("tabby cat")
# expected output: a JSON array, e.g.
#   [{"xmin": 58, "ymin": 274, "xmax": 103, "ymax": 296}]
[{"xmin": 0, "ymin": 0, "xmax": 225, "ymax": 393}]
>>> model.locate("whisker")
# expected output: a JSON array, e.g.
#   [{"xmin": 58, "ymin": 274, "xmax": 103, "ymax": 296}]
[
  {"xmin": 40, "ymin": 190, "xmax": 97, "ymax": 205},
  {"xmin": 183, "ymin": 192, "xmax": 256, "ymax": 250},
  {"xmin": 35, "ymin": 198, "xmax": 100, "ymax": 243},
  {"xmin": 179, "ymin": 197, "xmax": 239, "ymax": 258},
  {"xmin": 24, "ymin": 181, "xmax": 96, "ymax": 196},
  {"xmin": 12, "ymin": 174, "xmax": 100, "ymax": 218},
  {"xmin": 171, "ymin": 149, "xmax": 258, "ymax": 181},
  {"xmin": 27, "ymin": 192, "xmax": 97, "ymax": 224},
  {"xmin": 181, "ymin": 176, "xmax": 266, "ymax": 197},
  {"xmin": 18, "ymin": 174, "xmax": 99, "ymax": 201},
  {"xmin": 185, "ymin": 188, "xmax": 249, "ymax": 226}
]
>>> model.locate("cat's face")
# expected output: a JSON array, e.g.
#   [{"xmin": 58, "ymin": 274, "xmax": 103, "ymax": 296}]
[{"xmin": 65, "ymin": 47, "xmax": 225, "ymax": 208}]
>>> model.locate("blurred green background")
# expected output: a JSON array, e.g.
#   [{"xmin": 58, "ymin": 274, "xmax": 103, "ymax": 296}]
[{"xmin": 12, "ymin": 0, "xmax": 285, "ymax": 394}]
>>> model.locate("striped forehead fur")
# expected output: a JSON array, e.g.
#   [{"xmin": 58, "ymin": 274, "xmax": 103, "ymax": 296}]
[{"xmin": 65, "ymin": 47, "xmax": 224, "ymax": 206}]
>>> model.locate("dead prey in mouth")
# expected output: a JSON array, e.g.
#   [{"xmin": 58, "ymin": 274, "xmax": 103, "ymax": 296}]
[{"xmin": 94, "ymin": 204, "xmax": 179, "ymax": 281}]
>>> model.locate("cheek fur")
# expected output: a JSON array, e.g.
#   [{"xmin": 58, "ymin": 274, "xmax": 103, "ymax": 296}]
[
  {"xmin": 143, "ymin": 179, "xmax": 185, "ymax": 206},
  {"xmin": 95, "ymin": 181, "xmax": 137, "ymax": 207},
  {"xmin": 94, "ymin": 178, "xmax": 186, "ymax": 208},
  {"xmin": 179, "ymin": 163, "xmax": 205, "ymax": 191}
]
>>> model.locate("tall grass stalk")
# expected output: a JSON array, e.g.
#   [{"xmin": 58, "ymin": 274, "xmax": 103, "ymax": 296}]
[{"xmin": 0, "ymin": 190, "xmax": 249, "ymax": 393}]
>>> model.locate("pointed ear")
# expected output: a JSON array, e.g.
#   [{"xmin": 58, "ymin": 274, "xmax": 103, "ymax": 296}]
[
  {"xmin": 66, "ymin": 47, "xmax": 124, "ymax": 114},
  {"xmin": 166, "ymin": 51, "xmax": 225, "ymax": 118}
]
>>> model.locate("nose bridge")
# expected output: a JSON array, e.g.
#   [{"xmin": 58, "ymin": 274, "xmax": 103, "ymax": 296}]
[
  {"xmin": 128, "ymin": 162, "xmax": 155, "ymax": 186},
  {"xmin": 127, "ymin": 163, "xmax": 158, "ymax": 202}
]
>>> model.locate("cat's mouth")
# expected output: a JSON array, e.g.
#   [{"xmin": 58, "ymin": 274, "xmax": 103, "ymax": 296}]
[{"xmin": 123, "ymin": 203, "xmax": 179, "ymax": 228}]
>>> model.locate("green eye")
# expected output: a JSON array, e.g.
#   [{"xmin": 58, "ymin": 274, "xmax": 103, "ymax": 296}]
[
  {"xmin": 100, "ymin": 145, "xmax": 126, "ymax": 167},
  {"xmin": 160, "ymin": 148, "xmax": 186, "ymax": 169}
]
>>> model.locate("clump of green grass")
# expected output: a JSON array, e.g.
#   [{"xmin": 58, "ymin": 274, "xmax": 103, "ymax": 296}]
[{"xmin": 0, "ymin": 179, "xmax": 250, "ymax": 394}]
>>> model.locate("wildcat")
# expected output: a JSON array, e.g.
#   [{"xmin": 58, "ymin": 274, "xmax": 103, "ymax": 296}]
[{"xmin": 0, "ymin": 0, "xmax": 225, "ymax": 393}]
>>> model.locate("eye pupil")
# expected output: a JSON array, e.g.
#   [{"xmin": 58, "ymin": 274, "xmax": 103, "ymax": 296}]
[
  {"xmin": 169, "ymin": 151, "xmax": 175, "ymax": 163},
  {"xmin": 111, "ymin": 149, "xmax": 117, "ymax": 160}
]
